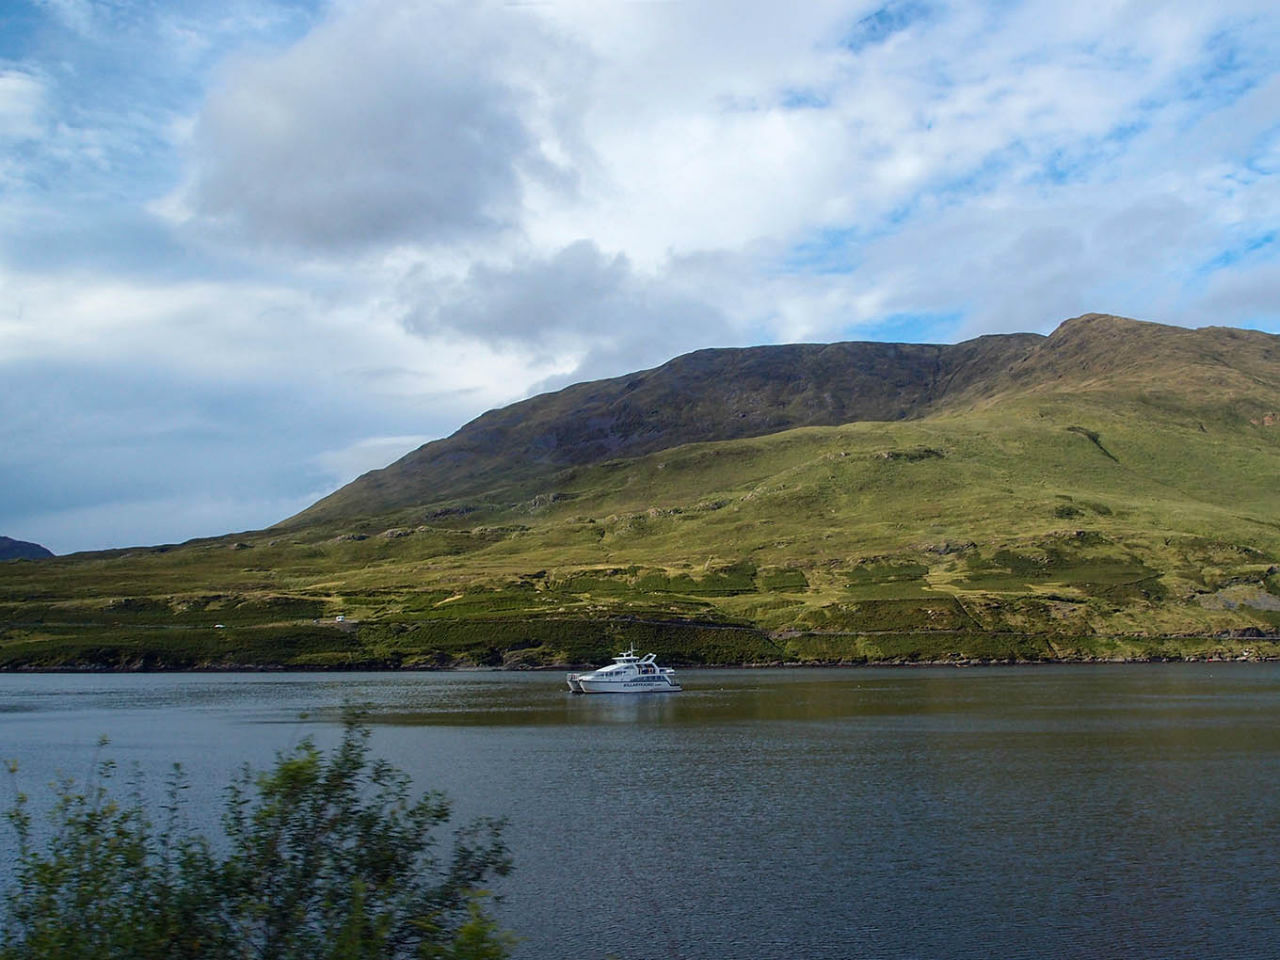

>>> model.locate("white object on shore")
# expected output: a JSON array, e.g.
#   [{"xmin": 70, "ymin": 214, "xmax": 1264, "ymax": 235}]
[{"xmin": 566, "ymin": 648, "xmax": 682, "ymax": 694}]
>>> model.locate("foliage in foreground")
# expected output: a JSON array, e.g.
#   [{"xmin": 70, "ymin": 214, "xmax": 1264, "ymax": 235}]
[{"xmin": 1, "ymin": 720, "xmax": 513, "ymax": 960}]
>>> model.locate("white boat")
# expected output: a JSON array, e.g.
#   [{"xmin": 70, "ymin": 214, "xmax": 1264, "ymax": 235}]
[{"xmin": 566, "ymin": 648, "xmax": 682, "ymax": 694}]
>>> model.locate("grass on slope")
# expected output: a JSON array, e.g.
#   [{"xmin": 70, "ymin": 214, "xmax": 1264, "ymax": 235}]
[{"xmin": 2, "ymin": 396, "xmax": 1279, "ymax": 668}]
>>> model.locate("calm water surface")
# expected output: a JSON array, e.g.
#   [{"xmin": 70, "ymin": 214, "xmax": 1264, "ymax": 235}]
[{"xmin": 2, "ymin": 665, "xmax": 1278, "ymax": 959}]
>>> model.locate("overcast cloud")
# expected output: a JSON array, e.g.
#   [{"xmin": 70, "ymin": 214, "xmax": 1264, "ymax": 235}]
[
  {"xmin": 180, "ymin": 0, "xmax": 584, "ymax": 251},
  {"xmin": 1, "ymin": 0, "xmax": 1277, "ymax": 553}
]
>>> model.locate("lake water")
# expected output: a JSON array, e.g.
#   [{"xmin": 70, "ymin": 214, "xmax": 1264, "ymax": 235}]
[{"xmin": 2, "ymin": 665, "xmax": 1279, "ymax": 959}]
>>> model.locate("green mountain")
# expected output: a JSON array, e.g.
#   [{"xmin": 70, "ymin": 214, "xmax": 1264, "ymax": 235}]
[
  {"xmin": 3, "ymin": 313, "xmax": 1279, "ymax": 670},
  {"xmin": 292, "ymin": 327, "xmax": 1043, "ymax": 524}
]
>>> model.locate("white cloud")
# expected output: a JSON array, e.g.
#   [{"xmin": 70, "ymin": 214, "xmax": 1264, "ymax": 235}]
[
  {"xmin": 400, "ymin": 240, "xmax": 743, "ymax": 382},
  {"xmin": 175, "ymin": 0, "xmax": 585, "ymax": 253},
  {"xmin": 172, "ymin": 0, "xmax": 1278, "ymax": 342},
  {"xmin": 0, "ymin": 70, "xmax": 45, "ymax": 141},
  {"xmin": 0, "ymin": 258, "xmax": 573, "ymax": 424},
  {"xmin": 515, "ymin": 0, "xmax": 1244, "ymax": 267}
]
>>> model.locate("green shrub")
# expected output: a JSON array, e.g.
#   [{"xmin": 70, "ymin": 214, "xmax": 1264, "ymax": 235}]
[
  {"xmin": 755, "ymin": 567, "xmax": 809, "ymax": 592},
  {"xmin": 2, "ymin": 718, "xmax": 513, "ymax": 960}
]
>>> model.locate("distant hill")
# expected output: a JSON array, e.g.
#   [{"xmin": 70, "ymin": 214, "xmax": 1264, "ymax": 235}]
[
  {"xmin": 2, "ymin": 313, "xmax": 1279, "ymax": 670},
  {"xmin": 0, "ymin": 537, "xmax": 53, "ymax": 561}
]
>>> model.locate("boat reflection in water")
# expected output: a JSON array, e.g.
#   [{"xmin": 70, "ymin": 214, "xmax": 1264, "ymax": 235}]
[{"xmin": 566, "ymin": 648, "xmax": 682, "ymax": 694}]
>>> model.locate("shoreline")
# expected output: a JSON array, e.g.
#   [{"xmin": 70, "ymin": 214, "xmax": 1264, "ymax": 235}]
[{"xmin": 4, "ymin": 653, "xmax": 1277, "ymax": 674}]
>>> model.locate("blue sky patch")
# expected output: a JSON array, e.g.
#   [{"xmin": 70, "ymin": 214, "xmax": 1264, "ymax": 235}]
[
  {"xmin": 780, "ymin": 88, "xmax": 831, "ymax": 110},
  {"xmin": 840, "ymin": 311, "xmax": 967, "ymax": 345},
  {"xmin": 844, "ymin": 1, "xmax": 934, "ymax": 53},
  {"xmin": 1198, "ymin": 231, "xmax": 1277, "ymax": 276}
]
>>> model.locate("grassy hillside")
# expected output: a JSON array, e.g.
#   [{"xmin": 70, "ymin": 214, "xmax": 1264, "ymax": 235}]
[
  {"xmin": 291, "ymin": 329, "xmax": 1044, "ymax": 524},
  {"xmin": 2, "ymin": 315, "xmax": 1279, "ymax": 669}
]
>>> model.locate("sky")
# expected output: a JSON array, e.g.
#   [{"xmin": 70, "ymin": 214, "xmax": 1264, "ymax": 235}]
[{"xmin": 1, "ymin": 0, "xmax": 1277, "ymax": 554}]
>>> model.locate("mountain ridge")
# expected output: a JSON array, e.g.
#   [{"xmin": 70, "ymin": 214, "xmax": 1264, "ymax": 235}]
[
  {"xmin": 288, "ymin": 326, "xmax": 1046, "ymax": 524},
  {"xmin": 290, "ymin": 314, "xmax": 1278, "ymax": 525}
]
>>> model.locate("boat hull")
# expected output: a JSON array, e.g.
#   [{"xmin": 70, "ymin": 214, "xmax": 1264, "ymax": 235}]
[{"xmin": 575, "ymin": 678, "xmax": 681, "ymax": 694}]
